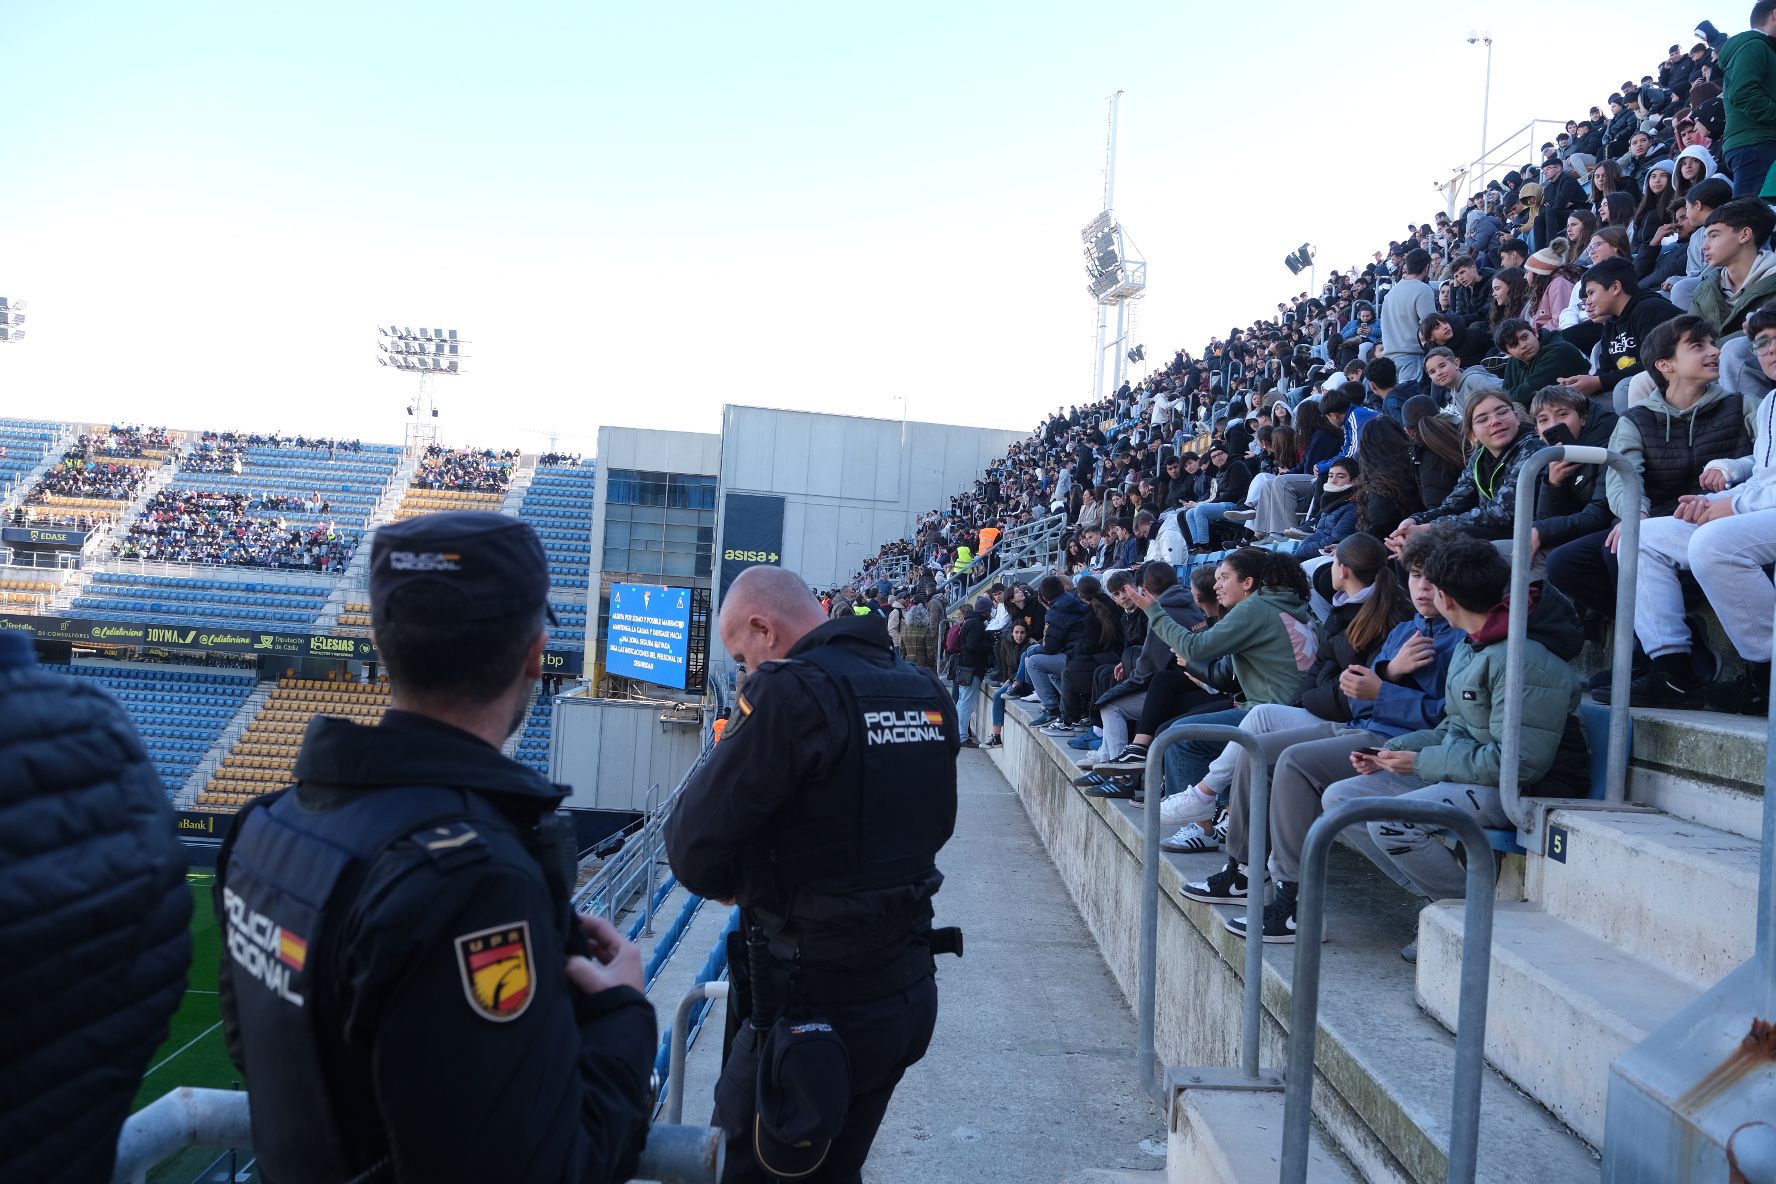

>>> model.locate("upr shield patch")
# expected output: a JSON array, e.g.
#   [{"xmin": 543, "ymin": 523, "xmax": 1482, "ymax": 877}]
[{"xmin": 454, "ymin": 921, "xmax": 534, "ymax": 1022}]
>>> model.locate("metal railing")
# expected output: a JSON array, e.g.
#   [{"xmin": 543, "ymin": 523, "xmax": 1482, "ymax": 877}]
[
  {"xmin": 1280, "ymin": 799, "xmax": 1497, "ymax": 1184},
  {"xmin": 112, "ymin": 1087, "xmax": 723, "ymax": 1184},
  {"xmin": 1500, "ymin": 446, "xmax": 1641, "ymax": 835},
  {"xmin": 1136, "ymin": 722, "xmax": 1278, "ymax": 1101}
]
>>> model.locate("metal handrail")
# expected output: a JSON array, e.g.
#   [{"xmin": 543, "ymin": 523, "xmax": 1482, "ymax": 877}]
[
  {"xmin": 112, "ymin": 1087, "xmax": 723, "ymax": 1184},
  {"xmin": 1136, "ymin": 721, "xmax": 1272, "ymax": 1097},
  {"xmin": 667, "ymin": 980, "xmax": 731, "ymax": 1123},
  {"xmin": 1500, "ymin": 445, "xmax": 1641, "ymax": 832},
  {"xmin": 1280, "ymin": 799, "xmax": 1496, "ymax": 1184}
]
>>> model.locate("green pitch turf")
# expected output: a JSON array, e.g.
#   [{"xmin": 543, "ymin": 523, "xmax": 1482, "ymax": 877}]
[{"xmin": 131, "ymin": 874, "xmax": 250, "ymax": 1182}]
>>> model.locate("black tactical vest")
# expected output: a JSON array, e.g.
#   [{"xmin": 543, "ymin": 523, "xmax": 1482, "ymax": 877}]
[{"xmin": 216, "ymin": 785, "xmax": 521, "ymax": 1182}]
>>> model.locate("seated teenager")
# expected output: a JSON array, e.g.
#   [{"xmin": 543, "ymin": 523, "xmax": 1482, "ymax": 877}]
[
  {"xmin": 1288, "ymin": 457, "xmax": 1361, "ymax": 553},
  {"xmin": 1404, "ymin": 394, "xmax": 1464, "ymax": 509},
  {"xmin": 1026, "ymin": 574, "xmax": 1085, "ymax": 725},
  {"xmin": 985, "ymin": 620, "xmax": 1033, "ymax": 749},
  {"xmin": 1423, "ymin": 345, "xmax": 1506, "ymax": 420},
  {"xmin": 1550, "ymin": 315, "xmax": 1757, "ymax": 678},
  {"xmin": 1498, "ymin": 317, "xmax": 1591, "ymax": 406},
  {"xmin": 1203, "ymin": 529, "xmax": 1465, "ymax": 939},
  {"xmin": 1526, "ymin": 386, "xmax": 1619, "ymax": 558},
  {"xmin": 1559, "ymin": 256, "xmax": 1681, "ymax": 413},
  {"xmin": 1038, "ymin": 574, "xmax": 1124, "ymax": 734},
  {"xmin": 1689, "ymin": 197, "xmax": 1776, "ymax": 398},
  {"xmin": 1322, "ymin": 535, "xmax": 1588, "ymax": 958},
  {"xmin": 1389, "ymin": 390, "xmax": 1548, "ymax": 554},
  {"xmin": 1079, "ymin": 562, "xmax": 1207, "ymax": 781},
  {"xmin": 1178, "ymin": 533, "xmax": 1414, "ymax": 908},
  {"xmin": 1109, "ymin": 549, "xmax": 1320, "ymax": 853},
  {"xmin": 1621, "ymin": 304, "xmax": 1776, "ymax": 713}
]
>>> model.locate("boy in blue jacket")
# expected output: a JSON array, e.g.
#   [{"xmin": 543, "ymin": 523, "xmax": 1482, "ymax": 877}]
[{"xmin": 1201, "ymin": 529, "xmax": 1464, "ymax": 941}]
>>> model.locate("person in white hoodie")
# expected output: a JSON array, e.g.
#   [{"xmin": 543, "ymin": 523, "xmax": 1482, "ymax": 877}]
[{"xmin": 1634, "ymin": 304, "xmax": 1776, "ymax": 715}]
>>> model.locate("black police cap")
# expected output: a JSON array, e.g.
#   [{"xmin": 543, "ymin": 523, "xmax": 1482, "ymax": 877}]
[{"xmin": 370, "ymin": 511, "xmax": 557, "ymax": 626}]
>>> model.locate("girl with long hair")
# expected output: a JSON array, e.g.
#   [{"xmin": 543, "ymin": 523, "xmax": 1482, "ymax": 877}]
[
  {"xmin": 1674, "ymin": 144, "xmax": 1718, "ymax": 198},
  {"xmin": 1524, "ymin": 239, "xmax": 1582, "ymax": 330},
  {"xmin": 1244, "ymin": 422, "xmax": 1315, "ymax": 536},
  {"xmin": 1403, "ymin": 393, "xmax": 1465, "ymax": 509},
  {"xmin": 1600, "ymin": 192, "xmax": 1638, "ymax": 243},
  {"xmin": 1591, "ymin": 160, "xmax": 1636, "ymax": 215},
  {"xmin": 1632, "ymin": 163, "xmax": 1678, "ymax": 249},
  {"xmin": 1566, "ymin": 209, "xmax": 1599, "ymax": 265},
  {"xmin": 1390, "ymin": 390, "xmax": 1544, "ymax": 547},
  {"xmin": 1488, "ymin": 267, "xmax": 1531, "ymax": 335},
  {"xmin": 1352, "ymin": 416, "xmax": 1423, "ymax": 537}
]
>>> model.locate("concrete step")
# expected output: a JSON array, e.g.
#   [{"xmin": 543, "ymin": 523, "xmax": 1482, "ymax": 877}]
[
  {"xmin": 1001, "ymin": 705, "xmax": 1601, "ymax": 1184},
  {"xmin": 1527, "ymin": 808, "xmax": 1759, "ymax": 989},
  {"xmin": 1416, "ymin": 900, "xmax": 1699, "ymax": 1149},
  {"xmin": 1624, "ymin": 705, "xmax": 1766, "ymax": 840},
  {"xmin": 1167, "ymin": 1089, "xmax": 1358, "ymax": 1184}
]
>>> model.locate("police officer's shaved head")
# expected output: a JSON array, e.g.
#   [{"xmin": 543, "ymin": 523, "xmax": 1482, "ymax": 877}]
[{"xmin": 721, "ymin": 566, "xmax": 828, "ymax": 669}]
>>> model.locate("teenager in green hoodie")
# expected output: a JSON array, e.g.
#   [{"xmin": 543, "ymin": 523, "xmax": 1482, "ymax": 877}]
[
  {"xmin": 1107, "ymin": 548, "xmax": 1320, "ymax": 852},
  {"xmin": 1323, "ymin": 535, "xmax": 1585, "ymax": 958},
  {"xmin": 1498, "ymin": 318, "xmax": 1591, "ymax": 406},
  {"xmin": 1691, "ymin": 197, "xmax": 1776, "ymax": 399}
]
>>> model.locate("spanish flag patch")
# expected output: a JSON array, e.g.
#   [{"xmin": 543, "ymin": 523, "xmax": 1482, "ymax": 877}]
[{"xmin": 454, "ymin": 922, "xmax": 534, "ymax": 1022}]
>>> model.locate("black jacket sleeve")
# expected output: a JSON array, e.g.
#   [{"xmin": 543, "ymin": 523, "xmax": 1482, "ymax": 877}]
[{"xmin": 665, "ymin": 661, "xmax": 841, "ymax": 901}]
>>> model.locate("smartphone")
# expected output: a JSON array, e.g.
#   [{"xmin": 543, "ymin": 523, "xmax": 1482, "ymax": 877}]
[
  {"xmin": 1355, "ymin": 746, "xmax": 1384, "ymax": 756},
  {"xmin": 1542, "ymin": 422, "xmax": 1578, "ymax": 447}
]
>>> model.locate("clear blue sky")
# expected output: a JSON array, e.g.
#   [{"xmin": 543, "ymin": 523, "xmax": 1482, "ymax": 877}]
[{"xmin": 2, "ymin": 0, "xmax": 1701, "ymax": 453}]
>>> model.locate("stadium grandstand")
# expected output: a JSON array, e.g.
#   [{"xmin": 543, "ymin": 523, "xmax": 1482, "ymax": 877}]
[{"xmin": 11, "ymin": 14, "xmax": 1776, "ymax": 1184}]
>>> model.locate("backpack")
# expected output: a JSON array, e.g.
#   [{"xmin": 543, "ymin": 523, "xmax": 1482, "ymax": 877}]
[{"xmin": 944, "ymin": 620, "xmax": 964, "ymax": 654}]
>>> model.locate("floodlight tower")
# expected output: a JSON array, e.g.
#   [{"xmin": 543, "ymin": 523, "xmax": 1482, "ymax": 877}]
[
  {"xmin": 1082, "ymin": 92, "xmax": 1146, "ymax": 403},
  {"xmin": 376, "ymin": 324, "xmax": 467, "ymax": 455},
  {"xmin": 0, "ymin": 297, "xmax": 27, "ymax": 343}
]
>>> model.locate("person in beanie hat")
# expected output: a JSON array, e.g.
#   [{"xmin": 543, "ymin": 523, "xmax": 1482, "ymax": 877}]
[
  {"xmin": 1524, "ymin": 237, "xmax": 1582, "ymax": 329},
  {"xmin": 215, "ymin": 511, "xmax": 658, "ymax": 1184}
]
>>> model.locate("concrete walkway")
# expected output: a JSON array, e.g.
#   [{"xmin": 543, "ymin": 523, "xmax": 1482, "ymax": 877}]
[{"xmin": 860, "ymin": 746, "xmax": 1165, "ymax": 1183}]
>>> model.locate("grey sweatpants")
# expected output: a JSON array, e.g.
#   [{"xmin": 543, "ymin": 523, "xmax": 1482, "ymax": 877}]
[
  {"xmin": 1228, "ymin": 727, "xmax": 1374, "ymax": 879},
  {"xmin": 1321, "ymin": 771, "xmax": 1508, "ymax": 901}
]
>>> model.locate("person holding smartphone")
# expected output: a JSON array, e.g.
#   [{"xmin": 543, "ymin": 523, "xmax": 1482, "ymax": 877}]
[
  {"xmin": 1526, "ymin": 386, "xmax": 1618, "ymax": 559},
  {"xmin": 1319, "ymin": 535, "xmax": 1589, "ymax": 960}
]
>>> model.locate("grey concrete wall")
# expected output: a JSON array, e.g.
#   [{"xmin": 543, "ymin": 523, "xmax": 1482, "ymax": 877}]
[
  {"xmin": 588, "ymin": 425, "xmax": 723, "ymax": 595},
  {"xmin": 713, "ymin": 406, "xmax": 1024, "ymax": 597},
  {"xmin": 552, "ymin": 692, "xmax": 706, "ymax": 811}
]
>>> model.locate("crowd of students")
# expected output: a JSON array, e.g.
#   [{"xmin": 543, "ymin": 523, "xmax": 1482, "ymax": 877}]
[
  {"xmin": 414, "ymin": 444, "xmax": 517, "ymax": 493},
  {"xmin": 111, "ymin": 489, "xmax": 356, "ymax": 571},
  {"xmin": 826, "ymin": 16, "xmax": 1776, "ymax": 952},
  {"xmin": 27, "ymin": 455, "xmax": 153, "ymax": 504}
]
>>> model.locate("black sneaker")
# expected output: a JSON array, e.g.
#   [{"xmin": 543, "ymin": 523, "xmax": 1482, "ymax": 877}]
[
  {"xmin": 1181, "ymin": 858, "xmax": 1248, "ymax": 904},
  {"xmin": 1596, "ymin": 668, "xmax": 1704, "ymax": 708},
  {"xmin": 1225, "ymin": 881, "xmax": 1299, "ymax": 943},
  {"xmin": 983, "ymin": 735, "xmax": 1003, "ymax": 748},
  {"xmin": 1703, "ymin": 667, "xmax": 1771, "ymax": 716},
  {"xmin": 1093, "ymin": 743, "xmax": 1150, "ymax": 772},
  {"xmin": 1082, "ymin": 775, "xmax": 1140, "ymax": 798},
  {"xmin": 959, "ymin": 737, "xmax": 979, "ymax": 749}
]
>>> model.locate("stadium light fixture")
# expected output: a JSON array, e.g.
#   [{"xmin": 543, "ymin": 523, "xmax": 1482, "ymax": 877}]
[
  {"xmin": 378, "ymin": 321, "xmax": 466, "ymax": 454},
  {"xmin": 0, "ymin": 297, "xmax": 26, "ymax": 343}
]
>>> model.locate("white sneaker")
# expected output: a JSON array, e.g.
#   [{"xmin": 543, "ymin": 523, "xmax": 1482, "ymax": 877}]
[
  {"xmin": 1160, "ymin": 788, "xmax": 1217, "ymax": 828},
  {"xmin": 1161, "ymin": 822, "xmax": 1221, "ymax": 853},
  {"xmin": 1019, "ymin": 693, "xmax": 1042, "ymax": 702}
]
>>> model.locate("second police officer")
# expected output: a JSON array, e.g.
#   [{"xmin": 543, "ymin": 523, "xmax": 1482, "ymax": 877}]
[{"xmin": 667, "ymin": 565, "xmax": 962, "ymax": 1183}]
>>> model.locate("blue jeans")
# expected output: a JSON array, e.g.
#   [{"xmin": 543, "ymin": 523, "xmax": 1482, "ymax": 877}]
[
  {"xmin": 956, "ymin": 673, "xmax": 983, "ymax": 741},
  {"xmin": 1161, "ymin": 705, "xmax": 1251, "ymax": 804},
  {"xmin": 1728, "ymin": 141, "xmax": 1776, "ymax": 199},
  {"xmin": 1184, "ymin": 502, "xmax": 1239, "ymax": 545},
  {"xmin": 992, "ymin": 680, "xmax": 1017, "ymax": 728}
]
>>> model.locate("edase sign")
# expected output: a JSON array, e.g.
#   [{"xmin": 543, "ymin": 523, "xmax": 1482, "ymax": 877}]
[{"xmin": 1, "ymin": 526, "xmax": 88, "ymax": 549}]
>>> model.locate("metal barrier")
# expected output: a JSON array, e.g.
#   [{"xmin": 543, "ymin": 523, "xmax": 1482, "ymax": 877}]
[
  {"xmin": 1500, "ymin": 445, "xmax": 1642, "ymax": 837},
  {"xmin": 112, "ymin": 1088, "xmax": 724, "ymax": 1184},
  {"xmin": 667, "ymin": 981, "xmax": 732, "ymax": 1123},
  {"xmin": 1136, "ymin": 722, "xmax": 1278, "ymax": 1103},
  {"xmin": 1280, "ymin": 799, "xmax": 1496, "ymax": 1184}
]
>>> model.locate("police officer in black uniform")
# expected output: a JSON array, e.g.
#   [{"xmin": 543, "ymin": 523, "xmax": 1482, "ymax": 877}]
[
  {"xmin": 666, "ymin": 564, "xmax": 960, "ymax": 1183},
  {"xmin": 215, "ymin": 511, "xmax": 657, "ymax": 1183}
]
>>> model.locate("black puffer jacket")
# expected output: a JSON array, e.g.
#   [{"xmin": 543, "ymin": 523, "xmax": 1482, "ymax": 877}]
[{"xmin": 0, "ymin": 635, "xmax": 193, "ymax": 1184}]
